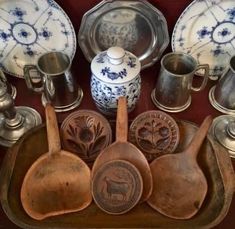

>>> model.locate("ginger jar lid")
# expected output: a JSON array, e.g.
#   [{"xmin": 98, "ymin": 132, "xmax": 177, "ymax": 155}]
[{"xmin": 91, "ymin": 47, "xmax": 141, "ymax": 84}]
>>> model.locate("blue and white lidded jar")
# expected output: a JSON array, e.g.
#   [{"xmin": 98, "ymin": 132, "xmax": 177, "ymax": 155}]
[{"xmin": 90, "ymin": 46, "xmax": 141, "ymax": 115}]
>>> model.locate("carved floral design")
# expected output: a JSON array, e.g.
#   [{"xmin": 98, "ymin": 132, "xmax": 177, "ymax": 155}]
[
  {"xmin": 65, "ymin": 115, "xmax": 107, "ymax": 160},
  {"xmin": 137, "ymin": 119, "xmax": 171, "ymax": 152}
]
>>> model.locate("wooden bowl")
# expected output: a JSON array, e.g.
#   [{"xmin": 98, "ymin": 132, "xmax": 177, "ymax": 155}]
[{"xmin": 0, "ymin": 121, "xmax": 234, "ymax": 229}]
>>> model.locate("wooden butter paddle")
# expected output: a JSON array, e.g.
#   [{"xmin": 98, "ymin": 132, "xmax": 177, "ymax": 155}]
[
  {"xmin": 147, "ymin": 116, "xmax": 212, "ymax": 219},
  {"xmin": 21, "ymin": 104, "xmax": 92, "ymax": 220},
  {"xmin": 92, "ymin": 97, "xmax": 153, "ymax": 202}
]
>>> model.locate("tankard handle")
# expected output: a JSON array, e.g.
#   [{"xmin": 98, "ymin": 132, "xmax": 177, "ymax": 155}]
[
  {"xmin": 24, "ymin": 65, "xmax": 44, "ymax": 93},
  {"xmin": 191, "ymin": 64, "xmax": 209, "ymax": 92}
]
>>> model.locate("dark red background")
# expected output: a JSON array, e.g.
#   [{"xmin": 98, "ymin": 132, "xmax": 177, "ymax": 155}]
[{"xmin": 0, "ymin": 0, "xmax": 234, "ymax": 228}]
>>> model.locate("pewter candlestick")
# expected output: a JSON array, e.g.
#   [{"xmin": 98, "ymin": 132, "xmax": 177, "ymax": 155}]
[
  {"xmin": 0, "ymin": 70, "xmax": 17, "ymax": 99},
  {"xmin": 0, "ymin": 77, "xmax": 42, "ymax": 147}
]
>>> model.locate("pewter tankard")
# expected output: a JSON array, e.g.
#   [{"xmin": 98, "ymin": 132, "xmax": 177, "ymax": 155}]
[
  {"xmin": 151, "ymin": 52, "xmax": 209, "ymax": 112},
  {"xmin": 24, "ymin": 51, "xmax": 83, "ymax": 112},
  {"xmin": 209, "ymin": 55, "xmax": 235, "ymax": 114}
]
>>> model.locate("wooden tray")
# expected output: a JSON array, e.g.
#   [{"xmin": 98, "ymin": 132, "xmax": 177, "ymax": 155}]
[{"xmin": 0, "ymin": 120, "xmax": 235, "ymax": 229}]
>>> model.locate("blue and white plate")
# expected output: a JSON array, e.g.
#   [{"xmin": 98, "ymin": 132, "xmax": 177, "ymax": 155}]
[
  {"xmin": 172, "ymin": 0, "xmax": 235, "ymax": 79},
  {"xmin": 0, "ymin": 0, "xmax": 76, "ymax": 78}
]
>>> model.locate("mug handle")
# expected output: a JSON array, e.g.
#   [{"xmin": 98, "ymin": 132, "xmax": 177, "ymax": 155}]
[
  {"xmin": 191, "ymin": 64, "xmax": 209, "ymax": 92},
  {"xmin": 24, "ymin": 65, "xmax": 44, "ymax": 92}
]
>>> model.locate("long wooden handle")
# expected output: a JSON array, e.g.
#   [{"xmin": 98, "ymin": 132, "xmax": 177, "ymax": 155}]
[
  {"xmin": 45, "ymin": 103, "xmax": 61, "ymax": 154},
  {"xmin": 185, "ymin": 115, "xmax": 213, "ymax": 158},
  {"xmin": 116, "ymin": 96, "xmax": 128, "ymax": 142}
]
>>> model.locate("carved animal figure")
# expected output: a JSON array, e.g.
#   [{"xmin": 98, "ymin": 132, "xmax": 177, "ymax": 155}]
[{"xmin": 103, "ymin": 176, "xmax": 130, "ymax": 201}]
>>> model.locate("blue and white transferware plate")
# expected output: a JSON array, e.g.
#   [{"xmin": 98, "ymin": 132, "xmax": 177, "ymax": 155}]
[
  {"xmin": 0, "ymin": 0, "xmax": 76, "ymax": 78},
  {"xmin": 172, "ymin": 0, "xmax": 235, "ymax": 79}
]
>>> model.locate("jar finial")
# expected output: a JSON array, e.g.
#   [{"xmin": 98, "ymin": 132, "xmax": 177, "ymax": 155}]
[{"xmin": 107, "ymin": 47, "xmax": 125, "ymax": 65}]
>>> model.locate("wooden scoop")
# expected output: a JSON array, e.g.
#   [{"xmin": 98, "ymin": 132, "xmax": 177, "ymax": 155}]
[
  {"xmin": 147, "ymin": 116, "xmax": 212, "ymax": 219},
  {"xmin": 20, "ymin": 104, "xmax": 92, "ymax": 220},
  {"xmin": 92, "ymin": 97, "xmax": 152, "ymax": 202}
]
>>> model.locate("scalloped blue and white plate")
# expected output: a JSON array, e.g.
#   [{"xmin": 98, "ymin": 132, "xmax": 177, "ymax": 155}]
[
  {"xmin": 0, "ymin": 0, "xmax": 76, "ymax": 78},
  {"xmin": 172, "ymin": 0, "xmax": 235, "ymax": 79}
]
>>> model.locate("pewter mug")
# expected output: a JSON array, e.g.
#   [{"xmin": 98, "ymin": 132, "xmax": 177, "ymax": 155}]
[
  {"xmin": 24, "ymin": 51, "xmax": 83, "ymax": 112},
  {"xmin": 151, "ymin": 52, "xmax": 209, "ymax": 112},
  {"xmin": 209, "ymin": 55, "xmax": 235, "ymax": 114}
]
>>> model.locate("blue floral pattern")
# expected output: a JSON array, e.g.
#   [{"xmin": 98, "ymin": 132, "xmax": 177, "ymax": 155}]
[
  {"xmin": 127, "ymin": 56, "xmax": 137, "ymax": 68},
  {"xmin": 96, "ymin": 52, "xmax": 107, "ymax": 63},
  {"xmin": 0, "ymin": 30, "xmax": 11, "ymax": 42},
  {"xmin": 24, "ymin": 46, "xmax": 37, "ymax": 56},
  {"xmin": 95, "ymin": 52, "xmax": 138, "ymax": 81},
  {"xmin": 38, "ymin": 27, "xmax": 52, "ymax": 40},
  {"xmin": 172, "ymin": 0, "xmax": 235, "ymax": 78},
  {"xmin": 101, "ymin": 67, "xmax": 127, "ymax": 80},
  {"xmin": 197, "ymin": 26, "xmax": 210, "ymax": 39},
  {"xmin": 218, "ymin": 28, "xmax": 231, "ymax": 37},
  {"xmin": 10, "ymin": 7, "xmax": 26, "ymax": 21},
  {"xmin": 211, "ymin": 45, "xmax": 225, "ymax": 57},
  {"xmin": 91, "ymin": 74, "xmax": 141, "ymax": 115},
  {"xmin": 0, "ymin": 0, "xmax": 76, "ymax": 78},
  {"xmin": 18, "ymin": 28, "xmax": 30, "ymax": 38},
  {"xmin": 227, "ymin": 7, "xmax": 235, "ymax": 20}
]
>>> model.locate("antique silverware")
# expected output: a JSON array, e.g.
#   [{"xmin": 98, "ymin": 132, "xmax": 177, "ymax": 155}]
[
  {"xmin": 0, "ymin": 71, "xmax": 41, "ymax": 147},
  {"xmin": 24, "ymin": 51, "xmax": 83, "ymax": 112},
  {"xmin": 209, "ymin": 55, "xmax": 235, "ymax": 114},
  {"xmin": 151, "ymin": 52, "xmax": 209, "ymax": 112}
]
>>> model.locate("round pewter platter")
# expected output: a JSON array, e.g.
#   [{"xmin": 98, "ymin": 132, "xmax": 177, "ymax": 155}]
[{"xmin": 78, "ymin": 0, "xmax": 169, "ymax": 69}]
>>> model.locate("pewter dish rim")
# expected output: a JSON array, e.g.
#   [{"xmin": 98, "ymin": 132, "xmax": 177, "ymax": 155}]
[{"xmin": 78, "ymin": 0, "xmax": 169, "ymax": 70}]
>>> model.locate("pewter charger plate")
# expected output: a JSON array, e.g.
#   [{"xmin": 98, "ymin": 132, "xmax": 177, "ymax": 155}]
[{"xmin": 78, "ymin": 0, "xmax": 169, "ymax": 69}]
